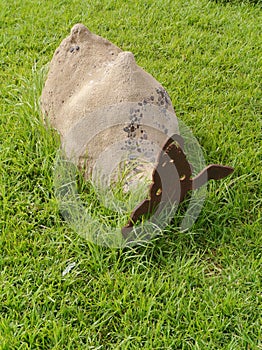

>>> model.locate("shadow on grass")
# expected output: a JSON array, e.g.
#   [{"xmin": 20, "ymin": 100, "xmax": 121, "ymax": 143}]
[{"xmin": 212, "ymin": 0, "xmax": 261, "ymax": 5}]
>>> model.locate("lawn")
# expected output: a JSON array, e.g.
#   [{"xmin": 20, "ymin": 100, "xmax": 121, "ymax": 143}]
[{"xmin": 0, "ymin": 0, "xmax": 261, "ymax": 349}]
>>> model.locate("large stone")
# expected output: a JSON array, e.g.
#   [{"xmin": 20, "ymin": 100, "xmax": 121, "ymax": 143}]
[{"xmin": 41, "ymin": 24, "xmax": 179, "ymax": 184}]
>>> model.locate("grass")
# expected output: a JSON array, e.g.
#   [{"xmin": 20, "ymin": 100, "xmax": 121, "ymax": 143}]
[{"xmin": 0, "ymin": 0, "xmax": 261, "ymax": 348}]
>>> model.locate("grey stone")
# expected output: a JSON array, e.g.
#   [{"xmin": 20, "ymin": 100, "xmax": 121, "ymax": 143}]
[{"xmin": 41, "ymin": 24, "xmax": 179, "ymax": 185}]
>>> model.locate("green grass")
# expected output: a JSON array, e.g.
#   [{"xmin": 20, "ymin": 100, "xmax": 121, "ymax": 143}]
[{"xmin": 0, "ymin": 0, "xmax": 261, "ymax": 348}]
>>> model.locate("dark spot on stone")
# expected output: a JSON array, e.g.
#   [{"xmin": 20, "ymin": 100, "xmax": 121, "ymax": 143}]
[
  {"xmin": 150, "ymin": 96, "xmax": 154, "ymax": 101},
  {"xmin": 62, "ymin": 100, "xmax": 64, "ymax": 103},
  {"xmin": 143, "ymin": 133, "xmax": 148, "ymax": 140},
  {"xmin": 123, "ymin": 126, "xmax": 129, "ymax": 132},
  {"xmin": 137, "ymin": 148, "xmax": 141, "ymax": 152},
  {"xmin": 75, "ymin": 46, "xmax": 80, "ymax": 51},
  {"xmin": 130, "ymin": 125, "xmax": 135, "ymax": 132},
  {"xmin": 70, "ymin": 47, "xmax": 74, "ymax": 53},
  {"xmin": 140, "ymin": 113, "xmax": 143, "ymax": 118},
  {"xmin": 129, "ymin": 154, "xmax": 137, "ymax": 160},
  {"xmin": 143, "ymin": 100, "xmax": 147, "ymax": 104},
  {"xmin": 138, "ymin": 102, "xmax": 142, "ymax": 106}
]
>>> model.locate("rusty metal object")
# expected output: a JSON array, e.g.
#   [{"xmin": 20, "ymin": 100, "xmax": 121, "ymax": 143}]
[{"xmin": 122, "ymin": 134, "xmax": 233, "ymax": 237}]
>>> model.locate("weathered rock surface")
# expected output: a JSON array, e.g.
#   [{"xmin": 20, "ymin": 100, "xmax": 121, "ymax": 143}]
[{"xmin": 41, "ymin": 24, "xmax": 179, "ymax": 182}]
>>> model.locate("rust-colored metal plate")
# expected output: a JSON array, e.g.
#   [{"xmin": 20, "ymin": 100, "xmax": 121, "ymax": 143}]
[{"xmin": 122, "ymin": 134, "xmax": 233, "ymax": 237}]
